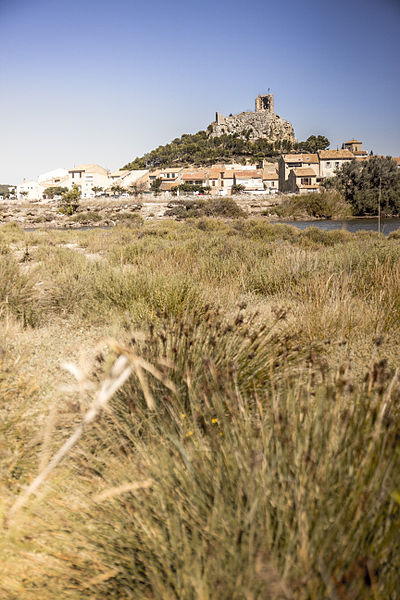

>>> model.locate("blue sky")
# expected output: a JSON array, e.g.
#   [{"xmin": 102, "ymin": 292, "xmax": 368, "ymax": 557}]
[{"xmin": 0, "ymin": 0, "xmax": 399, "ymax": 183}]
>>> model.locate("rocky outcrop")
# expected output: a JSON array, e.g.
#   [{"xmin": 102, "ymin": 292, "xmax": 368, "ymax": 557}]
[{"xmin": 209, "ymin": 111, "xmax": 296, "ymax": 144}]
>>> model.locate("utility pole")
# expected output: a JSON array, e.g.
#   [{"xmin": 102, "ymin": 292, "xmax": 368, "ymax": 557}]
[{"xmin": 378, "ymin": 176, "xmax": 382, "ymax": 234}]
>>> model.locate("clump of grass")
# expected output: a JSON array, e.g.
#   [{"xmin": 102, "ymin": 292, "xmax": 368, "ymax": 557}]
[
  {"xmin": 68, "ymin": 211, "xmax": 103, "ymax": 224},
  {"xmin": 0, "ymin": 255, "xmax": 40, "ymax": 325},
  {"xmin": 4, "ymin": 312, "xmax": 400, "ymax": 599}
]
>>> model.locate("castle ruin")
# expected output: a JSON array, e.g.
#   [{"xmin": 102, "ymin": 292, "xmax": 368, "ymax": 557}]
[
  {"xmin": 255, "ymin": 93, "xmax": 274, "ymax": 113},
  {"xmin": 209, "ymin": 93, "xmax": 295, "ymax": 144}
]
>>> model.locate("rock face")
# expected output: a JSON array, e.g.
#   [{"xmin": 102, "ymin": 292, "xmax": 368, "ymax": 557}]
[{"xmin": 209, "ymin": 94, "xmax": 296, "ymax": 144}]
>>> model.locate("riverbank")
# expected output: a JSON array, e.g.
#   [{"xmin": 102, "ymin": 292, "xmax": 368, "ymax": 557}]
[{"xmin": 0, "ymin": 194, "xmax": 280, "ymax": 228}]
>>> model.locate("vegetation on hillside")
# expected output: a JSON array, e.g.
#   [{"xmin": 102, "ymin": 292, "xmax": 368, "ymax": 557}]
[
  {"xmin": 123, "ymin": 131, "xmax": 330, "ymax": 170},
  {"xmin": 326, "ymin": 156, "xmax": 400, "ymax": 215},
  {"xmin": 1, "ymin": 220, "xmax": 400, "ymax": 598}
]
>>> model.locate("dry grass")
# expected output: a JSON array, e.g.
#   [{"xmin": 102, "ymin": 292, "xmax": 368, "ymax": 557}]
[{"xmin": 1, "ymin": 219, "xmax": 400, "ymax": 598}]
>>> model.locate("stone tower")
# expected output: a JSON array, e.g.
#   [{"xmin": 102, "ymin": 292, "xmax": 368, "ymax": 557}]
[{"xmin": 255, "ymin": 93, "xmax": 274, "ymax": 114}]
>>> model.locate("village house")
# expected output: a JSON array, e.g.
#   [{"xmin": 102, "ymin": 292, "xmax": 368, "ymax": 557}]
[
  {"xmin": 262, "ymin": 169, "xmax": 279, "ymax": 193},
  {"xmin": 342, "ymin": 140, "xmax": 368, "ymax": 157},
  {"xmin": 317, "ymin": 149, "xmax": 354, "ymax": 180},
  {"xmin": 278, "ymin": 154, "xmax": 319, "ymax": 192},
  {"xmin": 108, "ymin": 169, "xmax": 150, "ymax": 192},
  {"xmin": 16, "ymin": 180, "xmax": 45, "ymax": 201},
  {"xmin": 181, "ymin": 170, "xmax": 209, "ymax": 187},
  {"xmin": 286, "ymin": 167, "xmax": 318, "ymax": 194},
  {"xmin": 233, "ymin": 169, "xmax": 264, "ymax": 192},
  {"xmin": 68, "ymin": 164, "xmax": 110, "ymax": 198},
  {"xmin": 38, "ymin": 168, "xmax": 69, "ymax": 189}
]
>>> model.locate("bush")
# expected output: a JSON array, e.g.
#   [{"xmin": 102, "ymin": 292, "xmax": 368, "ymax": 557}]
[
  {"xmin": 272, "ymin": 190, "xmax": 352, "ymax": 219},
  {"xmin": 165, "ymin": 198, "xmax": 246, "ymax": 219}
]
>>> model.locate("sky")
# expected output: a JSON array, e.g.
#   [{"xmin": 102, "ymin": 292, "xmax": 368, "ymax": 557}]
[{"xmin": 0, "ymin": 0, "xmax": 399, "ymax": 184}]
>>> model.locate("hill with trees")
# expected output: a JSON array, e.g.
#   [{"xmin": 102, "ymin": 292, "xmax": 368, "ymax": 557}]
[{"xmin": 123, "ymin": 131, "xmax": 329, "ymax": 170}]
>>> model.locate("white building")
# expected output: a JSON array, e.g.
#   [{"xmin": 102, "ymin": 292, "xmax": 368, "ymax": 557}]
[
  {"xmin": 38, "ymin": 168, "xmax": 69, "ymax": 187},
  {"xmin": 16, "ymin": 180, "xmax": 45, "ymax": 201},
  {"xmin": 68, "ymin": 164, "xmax": 110, "ymax": 198},
  {"xmin": 233, "ymin": 169, "xmax": 264, "ymax": 192},
  {"xmin": 108, "ymin": 169, "xmax": 150, "ymax": 190}
]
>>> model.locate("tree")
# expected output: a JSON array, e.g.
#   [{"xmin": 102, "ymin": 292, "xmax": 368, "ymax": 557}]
[
  {"xmin": 92, "ymin": 186, "xmax": 104, "ymax": 196},
  {"xmin": 150, "ymin": 178, "xmax": 162, "ymax": 195},
  {"xmin": 325, "ymin": 156, "xmax": 400, "ymax": 216},
  {"xmin": 130, "ymin": 181, "xmax": 147, "ymax": 197},
  {"xmin": 43, "ymin": 186, "xmax": 68, "ymax": 199},
  {"xmin": 231, "ymin": 184, "xmax": 245, "ymax": 194},
  {"xmin": 59, "ymin": 185, "xmax": 81, "ymax": 215},
  {"xmin": 110, "ymin": 185, "xmax": 125, "ymax": 197},
  {"xmin": 298, "ymin": 135, "xmax": 330, "ymax": 153}
]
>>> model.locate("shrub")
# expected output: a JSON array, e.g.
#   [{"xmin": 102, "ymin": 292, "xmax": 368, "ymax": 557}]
[{"xmin": 165, "ymin": 198, "xmax": 246, "ymax": 219}]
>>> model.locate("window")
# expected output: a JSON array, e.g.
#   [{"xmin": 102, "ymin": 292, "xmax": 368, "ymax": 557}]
[
  {"xmin": 326, "ymin": 162, "xmax": 331, "ymax": 167},
  {"xmin": 335, "ymin": 162, "xmax": 339, "ymax": 167}
]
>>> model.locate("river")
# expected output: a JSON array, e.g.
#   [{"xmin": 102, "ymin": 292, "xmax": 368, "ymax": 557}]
[{"xmin": 278, "ymin": 217, "xmax": 400, "ymax": 236}]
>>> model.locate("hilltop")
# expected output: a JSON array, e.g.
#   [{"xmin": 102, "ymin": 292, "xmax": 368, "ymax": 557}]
[{"xmin": 123, "ymin": 93, "xmax": 328, "ymax": 170}]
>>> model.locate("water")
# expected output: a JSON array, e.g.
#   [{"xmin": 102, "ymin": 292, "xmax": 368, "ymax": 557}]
[{"xmin": 278, "ymin": 217, "xmax": 400, "ymax": 236}]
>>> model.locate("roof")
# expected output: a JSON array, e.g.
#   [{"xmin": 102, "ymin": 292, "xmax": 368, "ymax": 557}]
[
  {"xmin": 38, "ymin": 168, "xmax": 68, "ymax": 183},
  {"xmin": 182, "ymin": 171, "xmax": 208, "ymax": 181},
  {"xmin": 221, "ymin": 170, "xmax": 235, "ymax": 179},
  {"xmin": 344, "ymin": 140, "xmax": 362, "ymax": 144},
  {"xmin": 262, "ymin": 169, "xmax": 278, "ymax": 180},
  {"xmin": 69, "ymin": 164, "xmax": 109, "ymax": 174},
  {"xmin": 234, "ymin": 170, "xmax": 262, "ymax": 179},
  {"xmin": 318, "ymin": 150, "xmax": 354, "ymax": 160},
  {"xmin": 392, "ymin": 157, "xmax": 400, "ymax": 166},
  {"xmin": 161, "ymin": 167, "xmax": 183, "ymax": 173},
  {"xmin": 283, "ymin": 153, "xmax": 319, "ymax": 164},
  {"xmin": 292, "ymin": 168, "xmax": 317, "ymax": 177},
  {"xmin": 110, "ymin": 170, "xmax": 130, "ymax": 177},
  {"xmin": 353, "ymin": 150, "xmax": 367, "ymax": 156},
  {"xmin": 160, "ymin": 181, "xmax": 179, "ymax": 191}
]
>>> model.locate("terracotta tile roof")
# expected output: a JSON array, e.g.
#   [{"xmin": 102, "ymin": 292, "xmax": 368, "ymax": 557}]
[
  {"xmin": 283, "ymin": 153, "xmax": 319, "ymax": 164},
  {"xmin": 182, "ymin": 171, "xmax": 208, "ymax": 181},
  {"xmin": 392, "ymin": 157, "xmax": 400, "ymax": 166},
  {"xmin": 302, "ymin": 154, "xmax": 319, "ymax": 163},
  {"xmin": 160, "ymin": 181, "xmax": 179, "ymax": 191},
  {"xmin": 234, "ymin": 170, "xmax": 262, "ymax": 179},
  {"xmin": 110, "ymin": 170, "xmax": 130, "ymax": 177},
  {"xmin": 353, "ymin": 150, "xmax": 368, "ymax": 156},
  {"xmin": 262, "ymin": 170, "xmax": 279, "ymax": 180},
  {"xmin": 292, "ymin": 168, "xmax": 317, "ymax": 177},
  {"xmin": 344, "ymin": 140, "xmax": 362, "ymax": 144},
  {"xmin": 222, "ymin": 170, "xmax": 235, "ymax": 179},
  {"xmin": 318, "ymin": 150, "xmax": 354, "ymax": 160}
]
